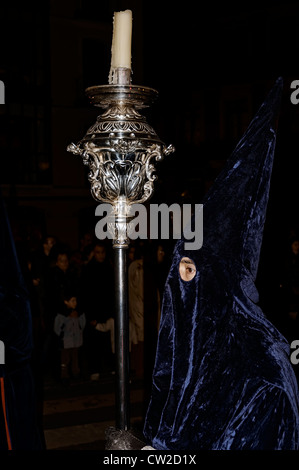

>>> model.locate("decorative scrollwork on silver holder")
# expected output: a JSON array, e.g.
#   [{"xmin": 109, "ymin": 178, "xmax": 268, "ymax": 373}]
[{"xmin": 67, "ymin": 84, "xmax": 175, "ymax": 247}]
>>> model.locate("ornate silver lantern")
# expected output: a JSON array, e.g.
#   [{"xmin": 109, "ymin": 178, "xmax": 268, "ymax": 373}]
[{"xmin": 67, "ymin": 34, "xmax": 174, "ymax": 433}]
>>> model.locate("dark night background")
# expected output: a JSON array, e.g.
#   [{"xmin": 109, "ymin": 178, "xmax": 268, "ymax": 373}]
[{"xmin": 0, "ymin": 0, "xmax": 299, "ymax": 329}]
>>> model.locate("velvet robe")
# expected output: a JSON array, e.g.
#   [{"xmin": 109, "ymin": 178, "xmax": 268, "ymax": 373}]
[{"xmin": 143, "ymin": 78, "xmax": 299, "ymax": 450}]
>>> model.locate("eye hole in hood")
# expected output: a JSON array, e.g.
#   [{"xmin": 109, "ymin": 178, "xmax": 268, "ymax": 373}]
[{"xmin": 179, "ymin": 257, "xmax": 197, "ymax": 282}]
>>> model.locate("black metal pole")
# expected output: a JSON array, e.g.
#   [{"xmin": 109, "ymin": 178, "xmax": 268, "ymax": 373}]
[{"xmin": 114, "ymin": 245, "xmax": 130, "ymax": 430}]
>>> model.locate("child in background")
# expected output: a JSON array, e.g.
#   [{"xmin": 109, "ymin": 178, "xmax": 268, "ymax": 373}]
[{"xmin": 54, "ymin": 293, "xmax": 86, "ymax": 383}]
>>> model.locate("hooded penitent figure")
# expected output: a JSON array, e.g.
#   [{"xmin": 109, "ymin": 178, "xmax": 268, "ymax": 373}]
[
  {"xmin": 0, "ymin": 192, "xmax": 42, "ymax": 450},
  {"xmin": 143, "ymin": 78, "xmax": 299, "ymax": 450}
]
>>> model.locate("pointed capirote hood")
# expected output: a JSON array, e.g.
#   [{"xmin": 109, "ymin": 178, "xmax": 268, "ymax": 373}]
[{"xmin": 183, "ymin": 77, "xmax": 283, "ymax": 280}]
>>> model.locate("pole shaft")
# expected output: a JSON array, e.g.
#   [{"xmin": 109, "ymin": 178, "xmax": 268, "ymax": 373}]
[{"xmin": 114, "ymin": 246, "xmax": 130, "ymax": 430}]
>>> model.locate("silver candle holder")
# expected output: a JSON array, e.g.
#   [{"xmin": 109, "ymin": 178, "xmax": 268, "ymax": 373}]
[{"xmin": 67, "ymin": 69, "xmax": 174, "ymax": 432}]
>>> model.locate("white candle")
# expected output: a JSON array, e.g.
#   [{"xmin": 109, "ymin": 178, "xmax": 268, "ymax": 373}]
[
  {"xmin": 109, "ymin": 10, "xmax": 132, "ymax": 84},
  {"xmin": 111, "ymin": 10, "xmax": 132, "ymax": 69}
]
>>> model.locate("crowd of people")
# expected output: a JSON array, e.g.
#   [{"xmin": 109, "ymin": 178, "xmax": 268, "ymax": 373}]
[{"xmin": 15, "ymin": 232, "xmax": 171, "ymax": 390}]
